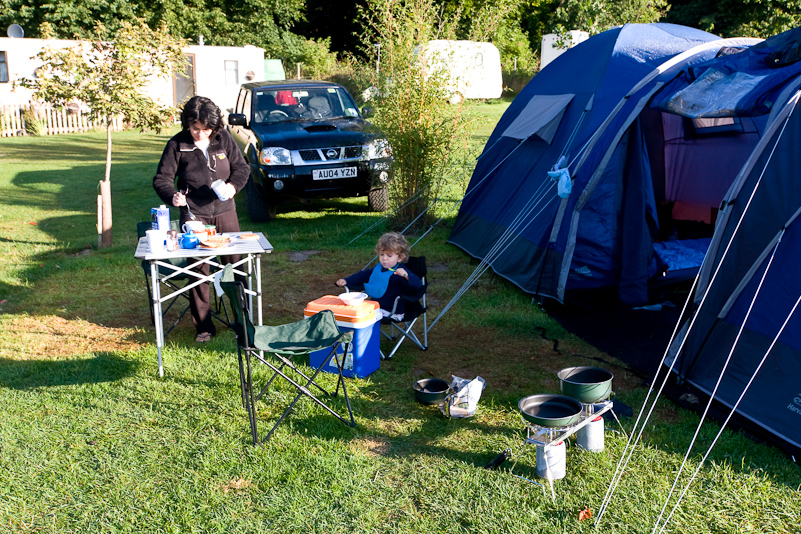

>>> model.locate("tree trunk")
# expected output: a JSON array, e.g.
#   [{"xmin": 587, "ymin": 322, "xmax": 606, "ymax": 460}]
[{"xmin": 98, "ymin": 120, "xmax": 113, "ymax": 248}]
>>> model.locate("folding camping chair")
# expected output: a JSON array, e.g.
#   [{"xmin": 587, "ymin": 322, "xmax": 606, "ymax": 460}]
[
  {"xmin": 137, "ymin": 221, "xmax": 231, "ymax": 336},
  {"xmin": 380, "ymin": 256, "xmax": 429, "ymax": 359},
  {"xmin": 221, "ymin": 280, "xmax": 356, "ymax": 445}
]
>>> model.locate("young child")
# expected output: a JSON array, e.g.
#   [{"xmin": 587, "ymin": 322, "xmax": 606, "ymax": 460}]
[{"xmin": 336, "ymin": 232, "xmax": 421, "ymax": 320}]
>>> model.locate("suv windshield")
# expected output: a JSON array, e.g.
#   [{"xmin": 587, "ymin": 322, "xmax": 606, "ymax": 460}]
[{"xmin": 252, "ymin": 86, "xmax": 361, "ymax": 124}]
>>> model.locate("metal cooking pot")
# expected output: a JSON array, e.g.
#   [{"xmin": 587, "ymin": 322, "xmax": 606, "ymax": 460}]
[
  {"xmin": 557, "ymin": 366, "xmax": 613, "ymax": 403},
  {"xmin": 518, "ymin": 394, "xmax": 583, "ymax": 427},
  {"xmin": 413, "ymin": 378, "xmax": 450, "ymax": 405}
]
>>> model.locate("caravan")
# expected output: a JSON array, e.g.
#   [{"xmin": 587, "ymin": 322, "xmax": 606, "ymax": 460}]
[{"xmin": 421, "ymin": 40, "xmax": 503, "ymax": 103}]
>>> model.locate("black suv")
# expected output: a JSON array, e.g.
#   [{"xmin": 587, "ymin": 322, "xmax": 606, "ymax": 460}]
[{"xmin": 227, "ymin": 80, "xmax": 392, "ymax": 221}]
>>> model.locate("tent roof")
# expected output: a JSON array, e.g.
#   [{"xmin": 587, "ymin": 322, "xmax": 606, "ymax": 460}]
[{"xmin": 652, "ymin": 27, "xmax": 801, "ymax": 117}]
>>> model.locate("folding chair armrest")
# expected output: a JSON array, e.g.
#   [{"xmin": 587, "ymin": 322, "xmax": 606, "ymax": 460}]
[{"xmin": 389, "ymin": 296, "xmax": 401, "ymax": 315}]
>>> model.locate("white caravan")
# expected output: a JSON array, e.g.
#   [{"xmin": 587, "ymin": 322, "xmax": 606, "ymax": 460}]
[{"xmin": 421, "ymin": 40, "xmax": 503, "ymax": 103}]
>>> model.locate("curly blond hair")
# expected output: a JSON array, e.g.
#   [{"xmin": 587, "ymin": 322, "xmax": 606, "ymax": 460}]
[{"xmin": 375, "ymin": 232, "xmax": 410, "ymax": 262}]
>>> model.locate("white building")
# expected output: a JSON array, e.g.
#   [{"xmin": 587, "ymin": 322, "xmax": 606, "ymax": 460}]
[{"xmin": 0, "ymin": 36, "xmax": 266, "ymax": 113}]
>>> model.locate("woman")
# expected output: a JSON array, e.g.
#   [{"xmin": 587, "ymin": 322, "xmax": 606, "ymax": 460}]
[{"xmin": 153, "ymin": 96, "xmax": 250, "ymax": 342}]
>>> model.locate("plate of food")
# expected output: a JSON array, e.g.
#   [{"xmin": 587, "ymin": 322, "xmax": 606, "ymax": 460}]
[
  {"xmin": 237, "ymin": 232, "xmax": 260, "ymax": 241},
  {"xmin": 199, "ymin": 235, "xmax": 232, "ymax": 249}
]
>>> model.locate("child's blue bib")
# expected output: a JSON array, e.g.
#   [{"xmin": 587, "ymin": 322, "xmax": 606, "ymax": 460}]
[{"xmin": 363, "ymin": 264, "xmax": 396, "ymax": 299}]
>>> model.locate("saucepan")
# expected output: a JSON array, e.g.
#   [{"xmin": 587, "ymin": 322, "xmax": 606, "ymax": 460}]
[
  {"xmin": 518, "ymin": 394, "xmax": 583, "ymax": 427},
  {"xmin": 557, "ymin": 366, "xmax": 614, "ymax": 404}
]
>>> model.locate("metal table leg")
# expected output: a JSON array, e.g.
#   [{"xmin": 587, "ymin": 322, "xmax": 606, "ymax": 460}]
[
  {"xmin": 255, "ymin": 253, "xmax": 263, "ymax": 326},
  {"xmin": 150, "ymin": 260, "xmax": 165, "ymax": 377}
]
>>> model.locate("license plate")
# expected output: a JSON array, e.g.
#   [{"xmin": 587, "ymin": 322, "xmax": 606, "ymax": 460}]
[{"xmin": 312, "ymin": 167, "xmax": 357, "ymax": 180}]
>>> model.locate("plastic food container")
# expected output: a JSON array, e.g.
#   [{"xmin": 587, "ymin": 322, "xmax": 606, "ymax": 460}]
[{"xmin": 339, "ymin": 291, "xmax": 368, "ymax": 306}]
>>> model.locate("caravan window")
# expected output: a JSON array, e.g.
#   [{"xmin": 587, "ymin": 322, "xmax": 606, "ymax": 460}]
[
  {"xmin": 689, "ymin": 116, "xmax": 744, "ymax": 136},
  {"xmin": 0, "ymin": 52, "xmax": 8, "ymax": 83},
  {"xmin": 475, "ymin": 53, "xmax": 483, "ymax": 66},
  {"xmin": 225, "ymin": 60, "xmax": 239, "ymax": 85}
]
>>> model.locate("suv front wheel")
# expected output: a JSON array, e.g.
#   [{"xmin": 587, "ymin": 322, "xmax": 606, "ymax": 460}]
[
  {"xmin": 368, "ymin": 185, "xmax": 389, "ymax": 212},
  {"xmin": 244, "ymin": 177, "xmax": 277, "ymax": 222}
]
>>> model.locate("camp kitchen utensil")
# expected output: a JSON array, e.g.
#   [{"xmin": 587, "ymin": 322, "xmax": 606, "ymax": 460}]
[
  {"xmin": 413, "ymin": 378, "xmax": 450, "ymax": 405},
  {"xmin": 179, "ymin": 231, "xmax": 199, "ymax": 249},
  {"xmin": 518, "ymin": 394, "xmax": 583, "ymax": 427},
  {"xmin": 557, "ymin": 366, "xmax": 614, "ymax": 403},
  {"xmin": 183, "ymin": 188, "xmax": 197, "ymax": 221},
  {"xmin": 339, "ymin": 292, "xmax": 368, "ymax": 306}
]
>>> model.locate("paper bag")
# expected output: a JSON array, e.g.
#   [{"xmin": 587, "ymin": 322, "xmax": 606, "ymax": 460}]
[{"xmin": 440, "ymin": 375, "xmax": 486, "ymax": 418}]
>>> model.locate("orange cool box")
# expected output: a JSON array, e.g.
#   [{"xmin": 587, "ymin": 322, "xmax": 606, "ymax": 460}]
[
  {"xmin": 304, "ymin": 295, "xmax": 381, "ymax": 378},
  {"xmin": 304, "ymin": 295, "xmax": 380, "ymax": 327}
]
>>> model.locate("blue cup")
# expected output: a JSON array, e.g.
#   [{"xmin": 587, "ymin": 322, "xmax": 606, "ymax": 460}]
[{"xmin": 179, "ymin": 231, "xmax": 199, "ymax": 249}]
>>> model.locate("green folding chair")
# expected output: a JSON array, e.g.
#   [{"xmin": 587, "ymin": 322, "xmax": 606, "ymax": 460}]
[{"xmin": 221, "ymin": 280, "xmax": 356, "ymax": 445}]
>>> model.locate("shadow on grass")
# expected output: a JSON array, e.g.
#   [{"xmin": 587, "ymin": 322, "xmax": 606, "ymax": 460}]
[{"xmin": 0, "ymin": 352, "xmax": 138, "ymax": 389}]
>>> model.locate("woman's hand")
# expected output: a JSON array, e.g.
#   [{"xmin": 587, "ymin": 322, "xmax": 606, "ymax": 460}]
[
  {"xmin": 172, "ymin": 190, "xmax": 187, "ymax": 207},
  {"xmin": 224, "ymin": 183, "xmax": 237, "ymax": 200}
]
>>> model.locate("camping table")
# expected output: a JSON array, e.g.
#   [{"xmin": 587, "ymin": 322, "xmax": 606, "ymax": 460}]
[{"xmin": 134, "ymin": 232, "xmax": 273, "ymax": 377}]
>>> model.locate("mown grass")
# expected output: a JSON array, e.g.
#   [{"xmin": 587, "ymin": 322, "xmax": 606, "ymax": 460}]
[{"xmin": 0, "ymin": 102, "xmax": 799, "ymax": 533}]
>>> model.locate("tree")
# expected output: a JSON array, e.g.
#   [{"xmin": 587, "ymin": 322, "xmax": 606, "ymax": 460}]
[
  {"xmin": 666, "ymin": 0, "xmax": 801, "ymax": 38},
  {"xmin": 549, "ymin": 0, "xmax": 668, "ymax": 38},
  {"xmin": 19, "ymin": 20, "xmax": 187, "ymax": 248},
  {"xmin": 0, "ymin": 0, "xmax": 306, "ymax": 49}
]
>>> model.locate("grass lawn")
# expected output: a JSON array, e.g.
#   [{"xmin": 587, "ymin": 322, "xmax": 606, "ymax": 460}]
[{"xmin": 0, "ymin": 101, "xmax": 799, "ymax": 533}]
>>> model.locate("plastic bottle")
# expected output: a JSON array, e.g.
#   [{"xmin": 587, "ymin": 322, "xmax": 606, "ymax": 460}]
[{"xmin": 151, "ymin": 204, "xmax": 170, "ymax": 231}]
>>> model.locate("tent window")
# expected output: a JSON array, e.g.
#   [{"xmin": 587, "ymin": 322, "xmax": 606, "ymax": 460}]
[
  {"xmin": 501, "ymin": 93, "xmax": 575, "ymax": 144},
  {"xmin": 689, "ymin": 116, "xmax": 743, "ymax": 136},
  {"xmin": 0, "ymin": 52, "xmax": 8, "ymax": 83}
]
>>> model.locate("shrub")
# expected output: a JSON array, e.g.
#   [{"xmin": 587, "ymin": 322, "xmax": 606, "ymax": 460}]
[
  {"xmin": 355, "ymin": 0, "xmax": 474, "ymax": 229},
  {"xmin": 22, "ymin": 105, "xmax": 46, "ymax": 136},
  {"xmin": 273, "ymin": 30, "xmax": 339, "ymax": 80}
]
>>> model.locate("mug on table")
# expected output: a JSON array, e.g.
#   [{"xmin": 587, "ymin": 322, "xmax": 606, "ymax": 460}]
[
  {"xmin": 182, "ymin": 220, "xmax": 206, "ymax": 234},
  {"xmin": 146, "ymin": 229, "xmax": 166, "ymax": 252}
]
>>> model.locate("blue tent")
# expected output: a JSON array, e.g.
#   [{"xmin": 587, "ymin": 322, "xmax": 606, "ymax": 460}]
[
  {"xmin": 448, "ymin": 24, "xmax": 760, "ymax": 306},
  {"xmin": 662, "ymin": 27, "xmax": 801, "ymax": 456}
]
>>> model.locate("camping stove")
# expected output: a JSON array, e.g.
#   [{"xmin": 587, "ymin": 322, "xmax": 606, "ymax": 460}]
[
  {"xmin": 521, "ymin": 398, "xmax": 614, "ymax": 480},
  {"xmin": 576, "ymin": 399, "xmax": 613, "ymax": 452}
]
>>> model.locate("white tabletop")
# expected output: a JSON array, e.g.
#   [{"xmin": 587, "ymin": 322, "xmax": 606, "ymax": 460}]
[{"xmin": 135, "ymin": 231, "xmax": 273, "ymax": 260}]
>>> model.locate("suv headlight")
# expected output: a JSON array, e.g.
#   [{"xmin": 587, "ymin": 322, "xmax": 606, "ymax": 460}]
[
  {"xmin": 364, "ymin": 139, "xmax": 391, "ymax": 160},
  {"xmin": 260, "ymin": 147, "xmax": 291, "ymax": 166}
]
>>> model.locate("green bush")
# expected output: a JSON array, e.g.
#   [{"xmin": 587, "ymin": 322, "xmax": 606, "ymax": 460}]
[
  {"xmin": 355, "ymin": 0, "xmax": 474, "ymax": 229},
  {"xmin": 22, "ymin": 106, "xmax": 46, "ymax": 136},
  {"xmin": 273, "ymin": 30, "xmax": 339, "ymax": 80}
]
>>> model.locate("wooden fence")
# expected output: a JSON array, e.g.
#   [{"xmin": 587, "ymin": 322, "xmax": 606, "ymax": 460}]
[{"xmin": 0, "ymin": 104, "xmax": 124, "ymax": 137}]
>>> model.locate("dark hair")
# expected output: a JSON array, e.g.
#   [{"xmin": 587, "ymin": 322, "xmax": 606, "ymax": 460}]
[{"xmin": 180, "ymin": 96, "xmax": 223, "ymax": 134}]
